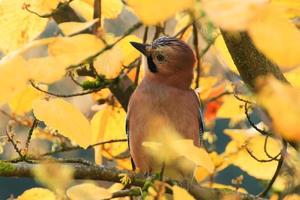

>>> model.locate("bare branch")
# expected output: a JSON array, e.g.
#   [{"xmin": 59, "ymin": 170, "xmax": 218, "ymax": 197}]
[
  {"xmin": 0, "ymin": 162, "xmax": 266, "ymax": 200},
  {"xmin": 25, "ymin": 118, "xmax": 38, "ymax": 150},
  {"xmin": 23, "ymin": 0, "xmax": 74, "ymax": 18},
  {"xmin": 192, "ymin": 22, "xmax": 201, "ymax": 89},
  {"xmin": 42, "ymin": 138, "xmax": 127, "ymax": 156},
  {"xmin": 258, "ymin": 140, "xmax": 287, "ymax": 197},
  {"xmin": 30, "ymin": 80, "xmax": 109, "ymax": 98}
]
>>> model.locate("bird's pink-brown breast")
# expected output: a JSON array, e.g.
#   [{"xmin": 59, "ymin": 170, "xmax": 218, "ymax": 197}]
[{"xmin": 127, "ymin": 78, "xmax": 200, "ymax": 173}]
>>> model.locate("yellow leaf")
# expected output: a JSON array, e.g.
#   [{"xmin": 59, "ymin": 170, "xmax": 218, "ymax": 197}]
[
  {"xmin": 94, "ymin": 35, "xmax": 141, "ymax": 78},
  {"xmin": 271, "ymin": 0, "xmax": 300, "ymax": 18},
  {"xmin": 285, "ymin": 67, "xmax": 300, "ymax": 89},
  {"xmin": 33, "ymin": 98, "xmax": 92, "ymax": 148},
  {"xmin": 33, "ymin": 161, "xmax": 74, "ymax": 196},
  {"xmin": 175, "ymin": 14, "xmax": 193, "ymax": 42},
  {"xmin": 94, "ymin": 46, "xmax": 123, "ymax": 79},
  {"xmin": 203, "ymin": 0, "xmax": 265, "ymax": 31},
  {"xmin": 101, "ymin": 0, "xmax": 123, "ymax": 19},
  {"xmin": 67, "ymin": 183, "xmax": 112, "ymax": 200},
  {"xmin": 108, "ymin": 183, "xmax": 124, "ymax": 193},
  {"xmin": 248, "ymin": 5, "xmax": 300, "ymax": 68},
  {"xmin": 117, "ymin": 35, "xmax": 142, "ymax": 66},
  {"xmin": 202, "ymin": 183, "xmax": 247, "ymax": 194},
  {"xmin": 216, "ymin": 95, "xmax": 247, "ymax": 125},
  {"xmin": 127, "ymin": 0, "xmax": 195, "ymax": 25},
  {"xmin": 283, "ymin": 194, "xmax": 300, "ymax": 200},
  {"xmin": 28, "ymin": 56, "xmax": 67, "ymax": 84},
  {"xmin": 48, "ymin": 34, "xmax": 105, "ymax": 66},
  {"xmin": 24, "ymin": 0, "xmax": 61, "ymax": 15},
  {"xmin": 0, "ymin": 0, "xmax": 48, "ymax": 53},
  {"xmin": 90, "ymin": 105, "xmax": 109, "ymax": 165},
  {"xmin": 17, "ymin": 188, "xmax": 56, "ymax": 200},
  {"xmin": 257, "ymin": 77, "xmax": 300, "ymax": 141},
  {"xmin": 9, "ymin": 84, "xmax": 47, "ymax": 115},
  {"xmin": 90, "ymin": 104, "xmax": 128, "ymax": 167},
  {"xmin": 58, "ymin": 18, "xmax": 99, "ymax": 36},
  {"xmin": 224, "ymin": 128, "xmax": 282, "ymax": 179},
  {"xmin": 214, "ymin": 35, "xmax": 239, "ymax": 74},
  {"xmin": 70, "ymin": 0, "xmax": 123, "ymax": 21},
  {"xmin": 172, "ymin": 185, "xmax": 195, "ymax": 200},
  {"xmin": 0, "ymin": 55, "xmax": 29, "ymax": 106},
  {"xmin": 171, "ymin": 140, "xmax": 215, "ymax": 173}
]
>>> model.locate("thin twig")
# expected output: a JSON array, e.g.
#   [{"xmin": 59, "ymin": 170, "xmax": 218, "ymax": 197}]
[
  {"xmin": 6, "ymin": 124, "xmax": 24, "ymax": 159},
  {"xmin": 92, "ymin": 0, "xmax": 102, "ymax": 34},
  {"xmin": 244, "ymin": 102, "xmax": 269, "ymax": 136},
  {"xmin": 23, "ymin": 0, "xmax": 74, "ymax": 18},
  {"xmin": 200, "ymin": 34, "xmax": 220, "ymax": 57},
  {"xmin": 245, "ymin": 146, "xmax": 280, "ymax": 163},
  {"xmin": 30, "ymin": 80, "xmax": 106, "ymax": 98},
  {"xmin": 72, "ymin": 22, "xmax": 142, "ymax": 68},
  {"xmin": 263, "ymin": 135, "xmax": 280, "ymax": 161},
  {"xmin": 206, "ymin": 91, "xmax": 233, "ymax": 103},
  {"xmin": 258, "ymin": 140, "xmax": 287, "ymax": 197},
  {"xmin": 42, "ymin": 138, "xmax": 127, "ymax": 156},
  {"xmin": 25, "ymin": 118, "xmax": 38, "ymax": 150},
  {"xmin": 193, "ymin": 22, "xmax": 201, "ymax": 89},
  {"xmin": 69, "ymin": 72, "xmax": 83, "ymax": 87}
]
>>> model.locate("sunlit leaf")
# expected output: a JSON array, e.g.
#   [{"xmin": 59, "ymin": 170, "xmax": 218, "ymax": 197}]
[
  {"xmin": 283, "ymin": 194, "xmax": 300, "ymax": 200},
  {"xmin": 33, "ymin": 98, "xmax": 92, "ymax": 148},
  {"xmin": 127, "ymin": 0, "xmax": 195, "ymax": 25},
  {"xmin": 0, "ymin": 0, "xmax": 48, "ymax": 53},
  {"xmin": 0, "ymin": 55, "xmax": 29, "ymax": 106},
  {"xmin": 117, "ymin": 35, "xmax": 142, "ymax": 66},
  {"xmin": 171, "ymin": 140, "xmax": 215, "ymax": 173},
  {"xmin": 94, "ymin": 46, "xmax": 123, "ymax": 79},
  {"xmin": 90, "ymin": 104, "xmax": 128, "ymax": 168},
  {"xmin": 58, "ymin": 18, "xmax": 99, "ymax": 36},
  {"xmin": 248, "ymin": 5, "xmax": 300, "ymax": 68},
  {"xmin": 48, "ymin": 34, "xmax": 104, "ymax": 67},
  {"xmin": 203, "ymin": 0, "xmax": 265, "ymax": 31},
  {"xmin": 216, "ymin": 95, "xmax": 247, "ymax": 125},
  {"xmin": 257, "ymin": 77, "xmax": 300, "ymax": 141},
  {"xmin": 214, "ymin": 35, "xmax": 239, "ymax": 74},
  {"xmin": 28, "ymin": 56, "xmax": 68, "ymax": 84},
  {"xmin": 24, "ymin": 0, "xmax": 61, "ymax": 15},
  {"xmin": 90, "ymin": 104, "xmax": 109, "ymax": 165},
  {"xmin": 67, "ymin": 183, "xmax": 112, "ymax": 200},
  {"xmin": 224, "ymin": 128, "xmax": 282, "ymax": 179},
  {"xmin": 17, "ymin": 188, "xmax": 56, "ymax": 200},
  {"xmin": 172, "ymin": 185, "xmax": 195, "ymax": 200},
  {"xmin": 271, "ymin": 0, "xmax": 300, "ymax": 18},
  {"xmin": 9, "ymin": 84, "xmax": 47, "ymax": 115},
  {"xmin": 33, "ymin": 161, "xmax": 74, "ymax": 196},
  {"xmin": 70, "ymin": 0, "xmax": 123, "ymax": 21}
]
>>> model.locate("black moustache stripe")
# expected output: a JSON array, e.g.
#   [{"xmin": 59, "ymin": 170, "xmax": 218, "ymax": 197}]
[{"xmin": 147, "ymin": 56, "xmax": 158, "ymax": 73}]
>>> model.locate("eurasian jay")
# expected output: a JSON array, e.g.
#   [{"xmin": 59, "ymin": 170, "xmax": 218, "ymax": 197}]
[{"xmin": 127, "ymin": 36, "xmax": 204, "ymax": 178}]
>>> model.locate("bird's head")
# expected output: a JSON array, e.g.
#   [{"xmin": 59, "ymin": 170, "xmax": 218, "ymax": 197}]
[{"xmin": 130, "ymin": 36, "xmax": 196, "ymax": 77}]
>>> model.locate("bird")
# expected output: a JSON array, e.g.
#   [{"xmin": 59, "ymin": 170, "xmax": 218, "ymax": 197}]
[{"xmin": 127, "ymin": 36, "xmax": 204, "ymax": 179}]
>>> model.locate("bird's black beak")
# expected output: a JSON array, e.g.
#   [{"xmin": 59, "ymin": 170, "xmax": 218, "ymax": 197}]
[{"xmin": 130, "ymin": 42, "xmax": 150, "ymax": 56}]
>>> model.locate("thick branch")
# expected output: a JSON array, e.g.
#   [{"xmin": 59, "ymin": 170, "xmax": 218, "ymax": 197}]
[
  {"xmin": 221, "ymin": 31, "xmax": 288, "ymax": 89},
  {"xmin": 0, "ymin": 162, "xmax": 265, "ymax": 200}
]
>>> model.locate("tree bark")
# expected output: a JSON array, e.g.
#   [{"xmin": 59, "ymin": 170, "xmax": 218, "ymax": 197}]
[
  {"xmin": 221, "ymin": 31, "xmax": 289, "ymax": 89},
  {"xmin": 0, "ymin": 161, "xmax": 265, "ymax": 200}
]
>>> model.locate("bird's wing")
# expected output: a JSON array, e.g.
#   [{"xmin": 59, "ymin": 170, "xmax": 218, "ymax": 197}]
[
  {"xmin": 191, "ymin": 90, "xmax": 205, "ymax": 146},
  {"xmin": 126, "ymin": 117, "xmax": 136, "ymax": 170}
]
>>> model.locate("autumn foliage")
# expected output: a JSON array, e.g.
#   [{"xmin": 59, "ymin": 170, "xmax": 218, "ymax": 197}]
[{"xmin": 0, "ymin": 0, "xmax": 300, "ymax": 200}]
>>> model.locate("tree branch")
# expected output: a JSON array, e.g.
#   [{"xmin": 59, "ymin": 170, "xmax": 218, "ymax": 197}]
[
  {"xmin": 221, "ymin": 31, "xmax": 288, "ymax": 90},
  {"xmin": 0, "ymin": 162, "xmax": 266, "ymax": 200}
]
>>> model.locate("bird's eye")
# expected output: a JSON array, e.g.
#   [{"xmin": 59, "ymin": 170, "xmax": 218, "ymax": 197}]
[{"xmin": 156, "ymin": 54, "xmax": 165, "ymax": 62}]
